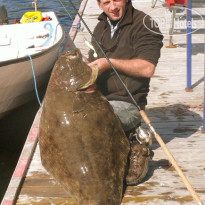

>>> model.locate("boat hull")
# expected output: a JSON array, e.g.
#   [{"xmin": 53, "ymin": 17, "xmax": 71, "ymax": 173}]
[
  {"xmin": 0, "ymin": 45, "xmax": 62, "ymax": 118},
  {"xmin": 0, "ymin": 11, "xmax": 65, "ymax": 118}
]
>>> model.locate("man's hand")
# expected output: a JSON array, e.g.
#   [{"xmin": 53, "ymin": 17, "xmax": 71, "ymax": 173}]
[{"xmin": 88, "ymin": 58, "xmax": 110, "ymax": 74}]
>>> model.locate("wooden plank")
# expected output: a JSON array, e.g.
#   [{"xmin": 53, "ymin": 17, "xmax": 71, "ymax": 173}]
[
  {"xmin": 71, "ymin": 1, "xmax": 205, "ymax": 204},
  {"xmin": 1, "ymin": 0, "xmax": 89, "ymax": 205},
  {"xmin": 2, "ymin": 0, "xmax": 205, "ymax": 204},
  {"xmin": 1, "ymin": 109, "xmax": 42, "ymax": 205}
]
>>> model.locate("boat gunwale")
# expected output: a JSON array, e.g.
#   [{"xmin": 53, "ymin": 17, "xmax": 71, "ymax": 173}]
[{"xmin": 0, "ymin": 12, "xmax": 65, "ymax": 67}]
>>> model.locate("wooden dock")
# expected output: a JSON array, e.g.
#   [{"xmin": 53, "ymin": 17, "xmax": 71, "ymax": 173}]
[{"xmin": 2, "ymin": 0, "xmax": 205, "ymax": 204}]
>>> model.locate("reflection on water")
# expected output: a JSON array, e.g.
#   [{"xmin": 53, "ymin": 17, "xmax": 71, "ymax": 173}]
[
  {"xmin": 0, "ymin": 0, "xmax": 81, "ymax": 202},
  {"xmin": 0, "ymin": 0, "xmax": 81, "ymax": 32}
]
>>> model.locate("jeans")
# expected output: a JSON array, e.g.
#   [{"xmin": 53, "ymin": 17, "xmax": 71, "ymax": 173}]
[{"xmin": 109, "ymin": 100, "xmax": 141, "ymax": 132}]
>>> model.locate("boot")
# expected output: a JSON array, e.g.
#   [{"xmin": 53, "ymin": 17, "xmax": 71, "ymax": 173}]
[{"xmin": 126, "ymin": 141, "xmax": 154, "ymax": 185}]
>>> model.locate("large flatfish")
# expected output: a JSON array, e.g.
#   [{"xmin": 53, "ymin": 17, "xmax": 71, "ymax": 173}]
[{"xmin": 38, "ymin": 48, "xmax": 130, "ymax": 205}]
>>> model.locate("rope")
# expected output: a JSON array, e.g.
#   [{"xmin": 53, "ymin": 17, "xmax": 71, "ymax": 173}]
[
  {"xmin": 41, "ymin": 22, "xmax": 53, "ymax": 47},
  {"xmin": 27, "ymin": 54, "xmax": 43, "ymax": 108}
]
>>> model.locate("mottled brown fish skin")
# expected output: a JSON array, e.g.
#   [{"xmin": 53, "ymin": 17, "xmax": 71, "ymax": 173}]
[{"xmin": 39, "ymin": 49, "xmax": 130, "ymax": 205}]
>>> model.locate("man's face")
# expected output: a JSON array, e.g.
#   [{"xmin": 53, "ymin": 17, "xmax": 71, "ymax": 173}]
[{"xmin": 98, "ymin": 0, "xmax": 128, "ymax": 21}]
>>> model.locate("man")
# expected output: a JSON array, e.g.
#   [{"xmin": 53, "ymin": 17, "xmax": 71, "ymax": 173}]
[{"xmin": 88, "ymin": 0, "xmax": 163, "ymax": 185}]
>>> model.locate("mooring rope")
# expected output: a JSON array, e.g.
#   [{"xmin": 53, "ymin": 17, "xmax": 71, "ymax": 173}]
[{"xmin": 27, "ymin": 54, "xmax": 43, "ymax": 108}]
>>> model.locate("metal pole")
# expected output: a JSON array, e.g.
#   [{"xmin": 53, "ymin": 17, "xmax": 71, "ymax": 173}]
[
  {"xmin": 169, "ymin": 7, "xmax": 176, "ymax": 46},
  {"xmin": 185, "ymin": 0, "xmax": 192, "ymax": 91},
  {"xmin": 151, "ymin": 0, "xmax": 158, "ymax": 8},
  {"xmin": 203, "ymin": 32, "xmax": 205, "ymax": 131}
]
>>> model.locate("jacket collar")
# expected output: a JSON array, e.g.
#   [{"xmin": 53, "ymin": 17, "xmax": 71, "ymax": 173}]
[{"xmin": 98, "ymin": 2, "xmax": 133, "ymax": 28}]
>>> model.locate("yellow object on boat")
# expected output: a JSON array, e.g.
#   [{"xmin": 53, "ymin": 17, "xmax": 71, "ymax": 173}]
[{"xmin": 21, "ymin": 11, "xmax": 43, "ymax": 23}]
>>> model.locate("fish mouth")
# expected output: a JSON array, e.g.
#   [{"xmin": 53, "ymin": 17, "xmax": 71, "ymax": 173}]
[
  {"xmin": 78, "ymin": 65, "xmax": 99, "ymax": 92},
  {"xmin": 80, "ymin": 84, "xmax": 96, "ymax": 93}
]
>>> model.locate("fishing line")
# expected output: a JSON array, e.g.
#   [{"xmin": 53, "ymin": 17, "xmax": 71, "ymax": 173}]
[
  {"xmin": 53, "ymin": 23, "xmax": 61, "ymax": 44},
  {"xmin": 61, "ymin": 1, "xmax": 204, "ymax": 204},
  {"xmin": 53, "ymin": 22, "xmax": 81, "ymax": 43},
  {"xmin": 59, "ymin": 0, "xmax": 141, "ymax": 111},
  {"xmin": 26, "ymin": 20, "xmax": 74, "ymax": 108},
  {"xmin": 58, "ymin": 0, "xmax": 75, "ymax": 22}
]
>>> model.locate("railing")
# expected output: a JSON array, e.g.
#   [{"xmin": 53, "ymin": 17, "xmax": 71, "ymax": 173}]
[
  {"xmin": 151, "ymin": 0, "xmax": 205, "ymax": 131},
  {"xmin": 186, "ymin": 0, "xmax": 205, "ymax": 131}
]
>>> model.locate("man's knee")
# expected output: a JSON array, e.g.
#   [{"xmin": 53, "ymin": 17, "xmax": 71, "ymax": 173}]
[{"xmin": 109, "ymin": 100, "xmax": 141, "ymax": 132}]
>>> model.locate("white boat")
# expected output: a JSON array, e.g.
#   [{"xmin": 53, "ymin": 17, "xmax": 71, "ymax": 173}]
[{"xmin": 0, "ymin": 2, "xmax": 65, "ymax": 118}]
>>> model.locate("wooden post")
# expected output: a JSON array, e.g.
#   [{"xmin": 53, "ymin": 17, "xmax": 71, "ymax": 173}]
[{"xmin": 32, "ymin": 0, "xmax": 38, "ymax": 11}]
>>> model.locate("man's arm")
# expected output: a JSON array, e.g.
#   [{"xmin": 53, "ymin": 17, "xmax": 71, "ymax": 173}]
[{"xmin": 88, "ymin": 58, "xmax": 155, "ymax": 78}]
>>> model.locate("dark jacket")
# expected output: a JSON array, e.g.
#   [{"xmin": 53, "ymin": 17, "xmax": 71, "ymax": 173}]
[{"xmin": 88, "ymin": 2, "xmax": 163, "ymax": 109}]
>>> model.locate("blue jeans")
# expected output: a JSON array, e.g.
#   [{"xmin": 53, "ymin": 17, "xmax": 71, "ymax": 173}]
[{"xmin": 109, "ymin": 100, "xmax": 141, "ymax": 132}]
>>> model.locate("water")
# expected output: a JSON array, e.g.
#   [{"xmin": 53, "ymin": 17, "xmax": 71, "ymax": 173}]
[
  {"xmin": 0, "ymin": 0, "xmax": 81, "ymax": 202},
  {"xmin": 0, "ymin": 0, "xmax": 81, "ymax": 32}
]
